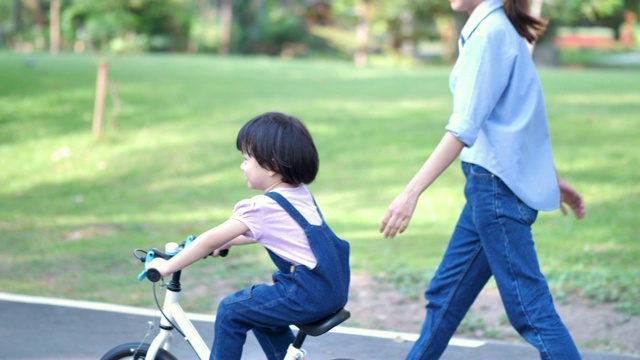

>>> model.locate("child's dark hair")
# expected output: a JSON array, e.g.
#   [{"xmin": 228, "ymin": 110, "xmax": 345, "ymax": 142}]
[
  {"xmin": 236, "ymin": 112, "xmax": 319, "ymax": 185},
  {"xmin": 504, "ymin": 0, "xmax": 547, "ymax": 44}
]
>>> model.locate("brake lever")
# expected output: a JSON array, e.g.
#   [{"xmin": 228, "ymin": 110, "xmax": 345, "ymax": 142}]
[
  {"xmin": 137, "ymin": 250, "xmax": 157, "ymax": 281},
  {"xmin": 133, "ymin": 249, "xmax": 148, "ymax": 262}
]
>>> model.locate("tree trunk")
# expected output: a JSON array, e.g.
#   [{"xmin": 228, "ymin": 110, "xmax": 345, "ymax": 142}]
[
  {"xmin": 24, "ymin": 0, "xmax": 46, "ymax": 26},
  {"xmin": 530, "ymin": 0, "xmax": 544, "ymax": 17},
  {"xmin": 354, "ymin": 0, "xmax": 371, "ymax": 67},
  {"xmin": 399, "ymin": 11, "xmax": 414, "ymax": 57},
  {"xmin": 12, "ymin": 0, "xmax": 23, "ymax": 33},
  {"xmin": 219, "ymin": 0, "xmax": 233, "ymax": 56},
  {"xmin": 528, "ymin": 0, "xmax": 544, "ymax": 53},
  {"xmin": 49, "ymin": 0, "xmax": 60, "ymax": 54}
]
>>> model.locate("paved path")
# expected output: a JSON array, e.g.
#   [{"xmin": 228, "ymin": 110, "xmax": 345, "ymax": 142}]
[{"xmin": 1, "ymin": 293, "xmax": 638, "ymax": 360}]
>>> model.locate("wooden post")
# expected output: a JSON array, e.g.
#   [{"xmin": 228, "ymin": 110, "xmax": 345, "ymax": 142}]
[
  {"xmin": 92, "ymin": 58, "xmax": 108, "ymax": 139},
  {"xmin": 49, "ymin": 0, "xmax": 60, "ymax": 55}
]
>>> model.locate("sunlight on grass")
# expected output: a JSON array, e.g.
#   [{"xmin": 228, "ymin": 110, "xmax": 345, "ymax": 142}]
[
  {"xmin": 555, "ymin": 93, "xmax": 640, "ymax": 106},
  {"xmin": 1, "ymin": 52, "xmax": 639, "ymax": 318}
]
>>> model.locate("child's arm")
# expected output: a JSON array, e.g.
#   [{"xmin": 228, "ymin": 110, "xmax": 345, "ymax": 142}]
[
  {"xmin": 211, "ymin": 235, "xmax": 256, "ymax": 256},
  {"xmin": 148, "ymin": 219, "xmax": 249, "ymax": 277}
]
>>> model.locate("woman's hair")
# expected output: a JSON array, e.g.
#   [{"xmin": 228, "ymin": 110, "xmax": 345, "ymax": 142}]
[
  {"xmin": 236, "ymin": 112, "xmax": 319, "ymax": 185},
  {"xmin": 503, "ymin": 0, "xmax": 547, "ymax": 44}
]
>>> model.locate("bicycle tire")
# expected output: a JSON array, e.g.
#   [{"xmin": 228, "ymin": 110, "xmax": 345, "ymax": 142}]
[{"xmin": 101, "ymin": 342, "xmax": 178, "ymax": 360}]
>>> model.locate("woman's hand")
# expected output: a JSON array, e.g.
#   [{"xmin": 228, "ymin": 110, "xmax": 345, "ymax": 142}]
[
  {"xmin": 379, "ymin": 132, "xmax": 464, "ymax": 239},
  {"xmin": 558, "ymin": 176, "xmax": 586, "ymax": 219},
  {"xmin": 380, "ymin": 191, "xmax": 419, "ymax": 239}
]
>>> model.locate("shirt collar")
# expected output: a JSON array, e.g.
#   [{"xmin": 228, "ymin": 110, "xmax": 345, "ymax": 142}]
[{"xmin": 460, "ymin": 0, "xmax": 504, "ymax": 45}]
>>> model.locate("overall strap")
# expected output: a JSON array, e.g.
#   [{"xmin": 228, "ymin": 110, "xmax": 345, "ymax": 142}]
[
  {"xmin": 264, "ymin": 192, "xmax": 314, "ymax": 228},
  {"xmin": 312, "ymin": 197, "xmax": 325, "ymax": 220}
]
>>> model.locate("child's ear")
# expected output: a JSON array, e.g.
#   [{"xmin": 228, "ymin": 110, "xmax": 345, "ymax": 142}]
[
  {"xmin": 268, "ymin": 160, "xmax": 280, "ymax": 177},
  {"xmin": 268, "ymin": 169, "xmax": 285, "ymax": 182}
]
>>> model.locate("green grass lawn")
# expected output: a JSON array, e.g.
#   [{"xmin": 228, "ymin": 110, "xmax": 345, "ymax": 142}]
[{"xmin": 1, "ymin": 51, "xmax": 638, "ymax": 315}]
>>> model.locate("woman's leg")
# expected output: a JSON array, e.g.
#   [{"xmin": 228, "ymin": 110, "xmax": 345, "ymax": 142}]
[
  {"xmin": 468, "ymin": 164, "xmax": 580, "ymax": 360},
  {"xmin": 406, "ymin": 203, "xmax": 493, "ymax": 360}
]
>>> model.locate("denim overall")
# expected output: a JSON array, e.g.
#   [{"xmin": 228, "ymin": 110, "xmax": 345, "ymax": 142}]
[{"xmin": 211, "ymin": 191, "xmax": 350, "ymax": 360}]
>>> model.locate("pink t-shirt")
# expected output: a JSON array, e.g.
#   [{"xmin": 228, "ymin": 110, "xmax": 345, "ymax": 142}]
[{"xmin": 231, "ymin": 186, "xmax": 321, "ymax": 269}]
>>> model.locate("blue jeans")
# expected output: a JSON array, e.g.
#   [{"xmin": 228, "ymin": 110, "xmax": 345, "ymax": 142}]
[{"xmin": 407, "ymin": 162, "xmax": 580, "ymax": 360}]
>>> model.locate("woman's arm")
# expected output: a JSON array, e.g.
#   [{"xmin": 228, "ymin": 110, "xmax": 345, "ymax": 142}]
[
  {"xmin": 148, "ymin": 219, "xmax": 250, "ymax": 276},
  {"xmin": 380, "ymin": 132, "xmax": 465, "ymax": 238}
]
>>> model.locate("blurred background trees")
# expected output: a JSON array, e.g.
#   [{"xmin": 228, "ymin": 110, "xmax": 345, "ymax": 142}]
[{"xmin": 0, "ymin": 0, "xmax": 637, "ymax": 65}]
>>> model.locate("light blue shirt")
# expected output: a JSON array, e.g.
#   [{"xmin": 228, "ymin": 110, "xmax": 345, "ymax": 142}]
[{"xmin": 445, "ymin": 0, "xmax": 559, "ymax": 211}]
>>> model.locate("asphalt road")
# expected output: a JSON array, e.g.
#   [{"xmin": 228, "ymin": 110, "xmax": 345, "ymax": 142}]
[{"xmin": 1, "ymin": 293, "xmax": 638, "ymax": 360}]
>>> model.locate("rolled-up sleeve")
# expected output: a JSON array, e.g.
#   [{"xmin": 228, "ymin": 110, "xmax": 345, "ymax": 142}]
[{"xmin": 446, "ymin": 26, "xmax": 515, "ymax": 147}]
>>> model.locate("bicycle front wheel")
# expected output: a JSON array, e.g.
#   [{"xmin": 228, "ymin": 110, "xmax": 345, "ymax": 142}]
[{"xmin": 101, "ymin": 342, "xmax": 178, "ymax": 360}]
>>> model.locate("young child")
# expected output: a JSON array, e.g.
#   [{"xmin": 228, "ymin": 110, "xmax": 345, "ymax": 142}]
[
  {"xmin": 380, "ymin": 0, "xmax": 584, "ymax": 359},
  {"xmin": 147, "ymin": 112, "xmax": 350, "ymax": 360}
]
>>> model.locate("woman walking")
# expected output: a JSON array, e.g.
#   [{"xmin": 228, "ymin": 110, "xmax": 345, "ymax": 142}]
[{"xmin": 380, "ymin": 1, "xmax": 585, "ymax": 359}]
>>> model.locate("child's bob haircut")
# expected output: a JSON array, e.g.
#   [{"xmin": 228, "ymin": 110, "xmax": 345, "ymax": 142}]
[{"xmin": 236, "ymin": 112, "xmax": 319, "ymax": 185}]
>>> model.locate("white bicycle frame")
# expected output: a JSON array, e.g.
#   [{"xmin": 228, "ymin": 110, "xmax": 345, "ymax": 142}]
[
  {"xmin": 144, "ymin": 281, "xmax": 308, "ymax": 360},
  {"xmin": 146, "ymin": 284, "xmax": 210, "ymax": 359},
  {"xmin": 138, "ymin": 240, "xmax": 315, "ymax": 360}
]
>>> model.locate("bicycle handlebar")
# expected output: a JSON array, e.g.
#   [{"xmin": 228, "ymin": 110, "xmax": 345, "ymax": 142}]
[{"xmin": 136, "ymin": 235, "xmax": 228, "ymax": 282}]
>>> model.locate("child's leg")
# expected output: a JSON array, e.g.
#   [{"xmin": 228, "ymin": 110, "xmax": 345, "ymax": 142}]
[
  {"xmin": 252, "ymin": 326, "xmax": 295, "ymax": 360},
  {"xmin": 210, "ymin": 284, "xmax": 302, "ymax": 360},
  {"xmin": 210, "ymin": 288, "xmax": 253, "ymax": 360}
]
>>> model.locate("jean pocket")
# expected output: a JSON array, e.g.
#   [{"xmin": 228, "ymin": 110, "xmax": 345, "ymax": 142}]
[
  {"xmin": 515, "ymin": 197, "xmax": 538, "ymax": 225},
  {"xmin": 466, "ymin": 163, "xmax": 494, "ymax": 178},
  {"xmin": 222, "ymin": 286, "xmax": 254, "ymax": 305}
]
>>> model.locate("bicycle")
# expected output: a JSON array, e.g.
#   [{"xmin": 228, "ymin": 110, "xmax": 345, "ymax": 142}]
[{"xmin": 101, "ymin": 235, "xmax": 352, "ymax": 360}]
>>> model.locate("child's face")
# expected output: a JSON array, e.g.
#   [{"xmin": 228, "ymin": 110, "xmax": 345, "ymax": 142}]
[{"xmin": 240, "ymin": 153, "xmax": 276, "ymax": 191}]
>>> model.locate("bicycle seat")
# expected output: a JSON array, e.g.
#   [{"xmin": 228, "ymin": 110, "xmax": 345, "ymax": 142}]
[{"xmin": 295, "ymin": 308, "xmax": 351, "ymax": 337}]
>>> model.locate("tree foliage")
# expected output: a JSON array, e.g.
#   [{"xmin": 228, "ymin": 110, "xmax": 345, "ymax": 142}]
[
  {"xmin": 544, "ymin": 0, "xmax": 625, "ymax": 23},
  {"xmin": 60, "ymin": 0, "xmax": 191, "ymax": 52},
  {"xmin": 231, "ymin": 0, "xmax": 308, "ymax": 55},
  {"xmin": 0, "ymin": 0, "xmax": 631, "ymax": 57}
]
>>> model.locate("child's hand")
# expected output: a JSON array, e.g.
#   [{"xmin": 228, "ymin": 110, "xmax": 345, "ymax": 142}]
[
  {"xmin": 147, "ymin": 258, "xmax": 171, "ymax": 277},
  {"xmin": 211, "ymin": 248, "xmax": 229, "ymax": 257}
]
